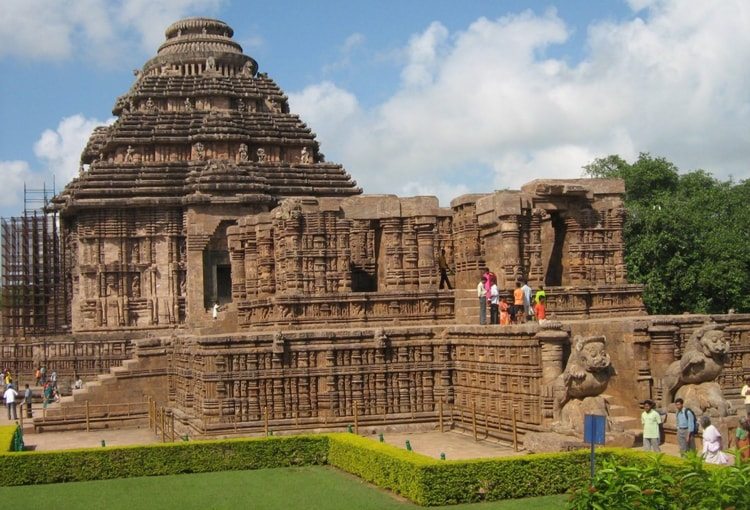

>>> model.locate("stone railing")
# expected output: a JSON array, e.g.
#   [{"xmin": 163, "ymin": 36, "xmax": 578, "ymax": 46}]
[
  {"xmin": 237, "ymin": 291, "xmax": 455, "ymax": 329},
  {"xmin": 544, "ymin": 284, "xmax": 645, "ymax": 318}
]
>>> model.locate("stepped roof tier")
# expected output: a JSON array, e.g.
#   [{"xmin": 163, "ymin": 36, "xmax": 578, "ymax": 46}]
[{"xmin": 52, "ymin": 17, "xmax": 361, "ymax": 214}]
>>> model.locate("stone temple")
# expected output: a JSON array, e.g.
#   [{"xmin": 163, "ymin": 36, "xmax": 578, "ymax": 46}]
[{"xmin": 1, "ymin": 18, "xmax": 748, "ymax": 445}]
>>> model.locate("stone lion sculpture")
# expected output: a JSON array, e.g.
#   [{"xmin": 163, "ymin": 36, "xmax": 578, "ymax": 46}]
[
  {"xmin": 662, "ymin": 324, "xmax": 731, "ymax": 416},
  {"xmin": 552, "ymin": 335, "xmax": 616, "ymax": 435}
]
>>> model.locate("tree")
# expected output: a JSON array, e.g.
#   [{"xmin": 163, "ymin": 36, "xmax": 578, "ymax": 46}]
[{"xmin": 584, "ymin": 153, "xmax": 750, "ymax": 314}]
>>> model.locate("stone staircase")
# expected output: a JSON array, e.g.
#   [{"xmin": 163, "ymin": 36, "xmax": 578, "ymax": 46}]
[
  {"xmin": 602, "ymin": 394, "xmax": 642, "ymax": 444},
  {"xmin": 33, "ymin": 339, "xmax": 170, "ymax": 432}
]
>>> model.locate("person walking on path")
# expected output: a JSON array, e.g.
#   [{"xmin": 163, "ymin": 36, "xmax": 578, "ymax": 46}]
[
  {"xmin": 674, "ymin": 398, "xmax": 697, "ymax": 454},
  {"xmin": 701, "ymin": 415, "xmax": 730, "ymax": 465},
  {"xmin": 3, "ymin": 384, "xmax": 18, "ymax": 420},
  {"xmin": 22, "ymin": 384, "xmax": 32, "ymax": 418},
  {"xmin": 477, "ymin": 276, "xmax": 487, "ymax": 325},
  {"xmin": 641, "ymin": 399, "xmax": 662, "ymax": 452},
  {"xmin": 733, "ymin": 416, "xmax": 750, "ymax": 461},
  {"xmin": 437, "ymin": 249, "xmax": 453, "ymax": 290}
]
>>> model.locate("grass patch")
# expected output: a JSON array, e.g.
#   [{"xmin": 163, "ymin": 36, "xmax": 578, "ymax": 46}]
[{"xmin": 0, "ymin": 466, "xmax": 567, "ymax": 510}]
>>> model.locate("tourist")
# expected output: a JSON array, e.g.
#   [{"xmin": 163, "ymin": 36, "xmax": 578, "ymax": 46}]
[
  {"xmin": 521, "ymin": 280, "xmax": 533, "ymax": 321},
  {"xmin": 477, "ymin": 276, "xmax": 487, "ymax": 325},
  {"xmin": 733, "ymin": 416, "xmax": 750, "ymax": 461},
  {"xmin": 534, "ymin": 285, "xmax": 546, "ymax": 305},
  {"xmin": 4, "ymin": 369, "xmax": 12, "ymax": 387},
  {"xmin": 499, "ymin": 297, "xmax": 510, "ymax": 325},
  {"xmin": 483, "ymin": 268, "xmax": 494, "ymax": 300},
  {"xmin": 22, "ymin": 384, "xmax": 32, "ymax": 418},
  {"xmin": 50, "ymin": 370, "xmax": 58, "ymax": 388},
  {"xmin": 40, "ymin": 366, "xmax": 46, "ymax": 384},
  {"xmin": 437, "ymin": 249, "xmax": 453, "ymax": 290},
  {"xmin": 489, "ymin": 279, "xmax": 500, "ymax": 324},
  {"xmin": 74, "ymin": 376, "xmax": 83, "ymax": 390},
  {"xmin": 42, "ymin": 382, "xmax": 54, "ymax": 408},
  {"xmin": 534, "ymin": 296, "xmax": 546, "ymax": 322},
  {"xmin": 34, "ymin": 367, "xmax": 41, "ymax": 385},
  {"xmin": 3, "ymin": 384, "xmax": 18, "ymax": 420},
  {"xmin": 741, "ymin": 376, "xmax": 750, "ymax": 417},
  {"xmin": 674, "ymin": 397, "xmax": 697, "ymax": 454},
  {"xmin": 641, "ymin": 399, "xmax": 661, "ymax": 452},
  {"xmin": 212, "ymin": 302, "xmax": 220, "ymax": 320},
  {"xmin": 512, "ymin": 282, "xmax": 524, "ymax": 323},
  {"xmin": 701, "ymin": 415, "xmax": 730, "ymax": 465}
]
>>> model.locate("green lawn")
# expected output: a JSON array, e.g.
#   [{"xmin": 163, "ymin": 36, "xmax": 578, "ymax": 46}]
[{"xmin": 0, "ymin": 466, "xmax": 567, "ymax": 509}]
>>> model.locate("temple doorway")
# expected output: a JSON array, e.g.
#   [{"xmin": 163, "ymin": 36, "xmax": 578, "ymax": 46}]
[
  {"xmin": 545, "ymin": 212, "xmax": 566, "ymax": 286},
  {"xmin": 202, "ymin": 220, "xmax": 236, "ymax": 308}
]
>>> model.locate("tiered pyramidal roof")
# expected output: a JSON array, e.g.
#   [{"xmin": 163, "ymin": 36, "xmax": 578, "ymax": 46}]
[{"xmin": 53, "ymin": 17, "xmax": 361, "ymax": 213}]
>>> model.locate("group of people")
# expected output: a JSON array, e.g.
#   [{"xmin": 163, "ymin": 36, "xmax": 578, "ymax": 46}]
[
  {"xmin": 2, "ymin": 369, "xmax": 33, "ymax": 420},
  {"xmin": 641, "ymin": 397, "xmax": 749, "ymax": 465},
  {"xmin": 476, "ymin": 270, "xmax": 546, "ymax": 326}
]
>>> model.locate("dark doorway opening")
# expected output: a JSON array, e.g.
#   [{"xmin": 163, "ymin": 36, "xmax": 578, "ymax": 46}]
[
  {"xmin": 545, "ymin": 212, "xmax": 566, "ymax": 286},
  {"xmin": 216, "ymin": 265, "xmax": 232, "ymax": 304}
]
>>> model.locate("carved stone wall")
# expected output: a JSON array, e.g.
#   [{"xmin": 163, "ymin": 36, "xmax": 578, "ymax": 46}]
[{"xmin": 68, "ymin": 209, "xmax": 186, "ymax": 331}]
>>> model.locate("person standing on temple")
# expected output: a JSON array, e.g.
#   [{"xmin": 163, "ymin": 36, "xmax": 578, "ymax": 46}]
[
  {"xmin": 534, "ymin": 285, "xmax": 546, "ymax": 306},
  {"xmin": 437, "ymin": 249, "xmax": 453, "ymax": 290},
  {"xmin": 741, "ymin": 376, "xmax": 750, "ymax": 417},
  {"xmin": 512, "ymin": 282, "xmax": 524, "ymax": 323},
  {"xmin": 489, "ymin": 279, "xmax": 500, "ymax": 324},
  {"xmin": 521, "ymin": 280, "xmax": 533, "ymax": 321},
  {"xmin": 477, "ymin": 276, "xmax": 487, "ymax": 325}
]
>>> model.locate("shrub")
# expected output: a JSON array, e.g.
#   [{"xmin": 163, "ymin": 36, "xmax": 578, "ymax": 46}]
[
  {"xmin": 0, "ymin": 434, "xmax": 329, "ymax": 486},
  {"xmin": 568, "ymin": 450, "xmax": 750, "ymax": 510}
]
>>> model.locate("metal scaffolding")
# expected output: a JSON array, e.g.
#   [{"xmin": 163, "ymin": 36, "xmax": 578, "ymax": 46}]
[{"xmin": 1, "ymin": 183, "xmax": 69, "ymax": 337}]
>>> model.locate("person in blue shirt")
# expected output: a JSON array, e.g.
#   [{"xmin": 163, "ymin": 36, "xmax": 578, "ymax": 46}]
[{"xmin": 675, "ymin": 397, "xmax": 697, "ymax": 454}]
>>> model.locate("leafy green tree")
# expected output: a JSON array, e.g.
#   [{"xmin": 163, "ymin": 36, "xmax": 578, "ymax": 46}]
[{"xmin": 584, "ymin": 153, "xmax": 750, "ymax": 314}]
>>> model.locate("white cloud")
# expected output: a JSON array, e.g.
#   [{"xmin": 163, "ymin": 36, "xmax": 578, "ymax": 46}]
[
  {"xmin": 0, "ymin": 0, "xmax": 224, "ymax": 62},
  {"xmin": 290, "ymin": 1, "xmax": 750, "ymax": 204},
  {"xmin": 34, "ymin": 115, "xmax": 114, "ymax": 186},
  {"xmin": 0, "ymin": 161, "xmax": 35, "ymax": 209}
]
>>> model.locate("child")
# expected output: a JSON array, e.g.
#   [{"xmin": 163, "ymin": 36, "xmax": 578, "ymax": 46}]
[
  {"xmin": 499, "ymin": 297, "xmax": 510, "ymax": 325},
  {"xmin": 534, "ymin": 296, "xmax": 546, "ymax": 322}
]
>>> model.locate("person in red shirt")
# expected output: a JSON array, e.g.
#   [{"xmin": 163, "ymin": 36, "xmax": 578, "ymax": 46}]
[{"xmin": 534, "ymin": 296, "xmax": 546, "ymax": 321}]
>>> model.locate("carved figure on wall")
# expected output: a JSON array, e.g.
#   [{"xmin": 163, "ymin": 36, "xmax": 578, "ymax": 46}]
[
  {"xmin": 272, "ymin": 331, "xmax": 285, "ymax": 355},
  {"xmin": 271, "ymin": 198, "xmax": 303, "ymax": 222},
  {"xmin": 256, "ymin": 148, "xmax": 267, "ymax": 163},
  {"xmin": 125, "ymin": 145, "xmax": 135, "ymax": 162},
  {"xmin": 237, "ymin": 98, "xmax": 245, "ymax": 112},
  {"xmin": 299, "ymin": 147, "xmax": 311, "ymax": 164},
  {"xmin": 145, "ymin": 97, "xmax": 156, "ymax": 112},
  {"xmin": 194, "ymin": 142, "xmax": 206, "ymax": 160},
  {"xmin": 241, "ymin": 60, "xmax": 254, "ymax": 77},
  {"xmin": 184, "ymin": 98, "xmax": 193, "ymax": 112},
  {"xmin": 662, "ymin": 324, "xmax": 732, "ymax": 416},
  {"xmin": 237, "ymin": 143, "xmax": 249, "ymax": 162},
  {"xmin": 206, "ymin": 56, "xmax": 216, "ymax": 71},
  {"xmin": 374, "ymin": 328, "xmax": 388, "ymax": 349},
  {"xmin": 553, "ymin": 335, "xmax": 615, "ymax": 435}
]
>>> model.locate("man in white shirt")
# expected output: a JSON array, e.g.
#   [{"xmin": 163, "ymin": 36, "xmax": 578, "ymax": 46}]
[
  {"xmin": 489, "ymin": 282, "xmax": 500, "ymax": 324},
  {"xmin": 742, "ymin": 376, "xmax": 750, "ymax": 417},
  {"xmin": 521, "ymin": 281, "xmax": 533, "ymax": 321},
  {"xmin": 3, "ymin": 384, "xmax": 18, "ymax": 420},
  {"xmin": 477, "ymin": 276, "xmax": 487, "ymax": 325}
]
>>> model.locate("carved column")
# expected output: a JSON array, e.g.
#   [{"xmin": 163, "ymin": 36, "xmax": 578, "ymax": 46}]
[
  {"xmin": 415, "ymin": 218, "xmax": 436, "ymax": 290},
  {"xmin": 499, "ymin": 215, "xmax": 521, "ymax": 287},
  {"xmin": 536, "ymin": 322, "xmax": 570, "ymax": 421},
  {"xmin": 648, "ymin": 323, "xmax": 679, "ymax": 404}
]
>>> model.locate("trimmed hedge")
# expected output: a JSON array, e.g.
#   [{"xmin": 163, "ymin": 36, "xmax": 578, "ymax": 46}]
[
  {"xmin": 0, "ymin": 434, "xmax": 329, "ymax": 486},
  {"xmin": 0, "ymin": 431, "xmax": 698, "ymax": 507},
  {"xmin": 0, "ymin": 425, "xmax": 18, "ymax": 452}
]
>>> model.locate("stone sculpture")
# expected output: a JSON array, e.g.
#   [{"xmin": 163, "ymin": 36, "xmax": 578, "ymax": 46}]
[
  {"xmin": 194, "ymin": 142, "xmax": 206, "ymax": 160},
  {"xmin": 553, "ymin": 335, "xmax": 614, "ymax": 434},
  {"xmin": 256, "ymin": 148, "xmax": 267, "ymax": 162},
  {"xmin": 299, "ymin": 147, "xmax": 311, "ymax": 164},
  {"xmin": 237, "ymin": 143, "xmax": 248, "ymax": 162},
  {"xmin": 663, "ymin": 324, "xmax": 732, "ymax": 416}
]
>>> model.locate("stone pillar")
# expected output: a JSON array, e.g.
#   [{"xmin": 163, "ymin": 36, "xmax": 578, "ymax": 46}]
[
  {"xmin": 499, "ymin": 215, "xmax": 521, "ymax": 288},
  {"xmin": 536, "ymin": 322, "xmax": 570, "ymax": 385},
  {"xmin": 415, "ymin": 219, "xmax": 436, "ymax": 290},
  {"xmin": 648, "ymin": 324, "xmax": 679, "ymax": 380}
]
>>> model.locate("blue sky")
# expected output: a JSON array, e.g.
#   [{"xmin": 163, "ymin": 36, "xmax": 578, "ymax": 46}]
[{"xmin": 1, "ymin": 0, "xmax": 748, "ymax": 216}]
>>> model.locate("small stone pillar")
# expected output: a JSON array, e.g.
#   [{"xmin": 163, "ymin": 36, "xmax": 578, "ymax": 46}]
[
  {"xmin": 500, "ymin": 215, "xmax": 521, "ymax": 286},
  {"xmin": 648, "ymin": 323, "xmax": 679, "ymax": 380},
  {"xmin": 536, "ymin": 321, "xmax": 570, "ymax": 385}
]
